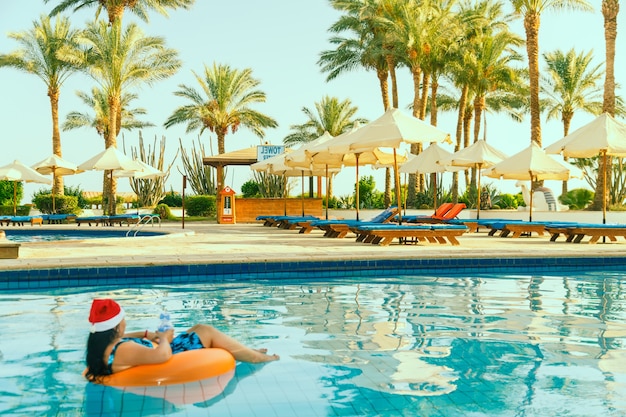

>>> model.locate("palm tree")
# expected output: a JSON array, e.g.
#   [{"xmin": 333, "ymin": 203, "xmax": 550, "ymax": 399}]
[
  {"xmin": 283, "ymin": 96, "xmax": 367, "ymax": 146},
  {"xmin": 591, "ymin": 0, "xmax": 620, "ymax": 210},
  {"xmin": 164, "ymin": 62, "xmax": 278, "ymax": 192},
  {"xmin": 283, "ymin": 96, "xmax": 367, "ymax": 199},
  {"xmin": 62, "ymin": 87, "xmax": 155, "ymax": 138},
  {"xmin": 45, "ymin": 0, "xmax": 195, "ymax": 24},
  {"xmin": 0, "ymin": 14, "xmax": 81, "ymax": 196},
  {"xmin": 508, "ymin": 0, "xmax": 593, "ymax": 148},
  {"xmin": 542, "ymin": 49, "xmax": 604, "ymax": 136},
  {"xmin": 324, "ymin": 0, "xmax": 397, "ymax": 206},
  {"xmin": 61, "ymin": 19, "xmax": 181, "ymax": 213}
]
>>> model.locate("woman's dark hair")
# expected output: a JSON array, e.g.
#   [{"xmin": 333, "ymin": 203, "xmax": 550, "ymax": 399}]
[{"xmin": 85, "ymin": 328, "xmax": 118, "ymax": 382}]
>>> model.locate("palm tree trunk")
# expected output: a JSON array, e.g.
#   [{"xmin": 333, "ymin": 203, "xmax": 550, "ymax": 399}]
[
  {"xmin": 48, "ymin": 87, "xmax": 63, "ymax": 196},
  {"xmin": 377, "ymin": 66, "xmax": 392, "ymax": 208},
  {"xmin": 592, "ymin": 0, "xmax": 620, "ymax": 211},
  {"xmin": 386, "ymin": 55, "xmax": 398, "ymax": 108},
  {"xmin": 452, "ymin": 84, "xmax": 468, "ymax": 203},
  {"xmin": 561, "ymin": 113, "xmax": 573, "ymax": 196},
  {"xmin": 106, "ymin": 94, "xmax": 121, "ymax": 214},
  {"xmin": 407, "ymin": 66, "xmax": 422, "ymax": 207},
  {"xmin": 377, "ymin": 68, "xmax": 390, "ymax": 111},
  {"xmin": 463, "ymin": 106, "xmax": 472, "ymax": 189},
  {"xmin": 524, "ymin": 11, "xmax": 542, "ymax": 148}
]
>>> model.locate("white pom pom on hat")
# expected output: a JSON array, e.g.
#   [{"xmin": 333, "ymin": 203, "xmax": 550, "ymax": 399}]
[{"xmin": 89, "ymin": 299, "xmax": 125, "ymax": 333}]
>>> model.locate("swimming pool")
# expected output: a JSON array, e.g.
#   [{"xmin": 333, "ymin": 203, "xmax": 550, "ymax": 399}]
[
  {"xmin": 3, "ymin": 228, "xmax": 166, "ymax": 242},
  {"xmin": 1, "ymin": 271, "xmax": 625, "ymax": 417}
]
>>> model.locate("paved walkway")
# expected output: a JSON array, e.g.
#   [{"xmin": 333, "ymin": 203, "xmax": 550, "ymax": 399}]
[{"xmin": 3, "ymin": 219, "xmax": 626, "ymax": 271}]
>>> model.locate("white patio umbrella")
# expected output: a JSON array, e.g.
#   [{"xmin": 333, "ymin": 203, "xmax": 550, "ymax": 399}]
[
  {"xmin": 342, "ymin": 108, "xmax": 452, "ymax": 220},
  {"xmin": 439, "ymin": 139, "xmax": 509, "ymax": 219},
  {"xmin": 545, "ymin": 113, "xmax": 626, "ymax": 223},
  {"xmin": 113, "ymin": 159, "xmax": 164, "ymax": 180},
  {"xmin": 32, "ymin": 154, "xmax": 82, "ymax": 213},
  {"xmin": 0, "ymin": 160, "xmax": 52, "ymax": 215},
  {"xmin": 78, "ymin": 146, "xmax": 144, "ymax": 214},
  {"xmin": 483, "ymin": 142, "xmax": 584, "ymax": 221},
  {"xmin": 284, "ymin": 131, "xmax": 337, "ymax": 219},
  {"xmin": 399, "ymin": 143, "xmax": 463, "ymax": 212},
  {"xmin": 251, "ymin": 151, "xmax": 338, "ymax": 216},
  {"xmin": 306, "ymin": 122, "xmax": 406, "ymax": 220}
]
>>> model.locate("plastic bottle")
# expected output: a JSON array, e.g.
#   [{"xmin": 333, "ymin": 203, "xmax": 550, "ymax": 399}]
[{"xmin": 158, "ymin": 311, "xmax": 173, "ymax": 332}]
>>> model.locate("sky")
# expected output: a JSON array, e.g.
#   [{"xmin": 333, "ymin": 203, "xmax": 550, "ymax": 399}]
[{"xmin": 0, "ymin": 0, "xmax": 625, "ymax": 204}]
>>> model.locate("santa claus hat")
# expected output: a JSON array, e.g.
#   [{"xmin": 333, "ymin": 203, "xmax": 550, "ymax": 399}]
[{"xmin": 89, "ymin": 299, "xmax": 125, "ymax": 333}]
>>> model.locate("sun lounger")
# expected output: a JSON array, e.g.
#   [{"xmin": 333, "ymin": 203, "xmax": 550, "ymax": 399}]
[
  {"xmin": 403, "ymin": 203, "xmax": 466, "ymax": 224},
  {"xmin": 108, "ymin": 214, "xmax": 141, "ymax": 226},
  {"xmin": 5, "ymin": 216, "xmax": 43, "ymax": 226},
  {"xmin": 486, "ymin": 221, "xmax": 550, "ymax": 238},
  {"xmin": 75, "ymin": 215, "xmax": 110, "ymax": 227},
  {"xmin": 256, "ymin": 215, "xmax": 319, "ymax": 228},
  {"xmin": 301, "ymin": 207, "xmax": 399, "ymax": 237},
  {"xmin": 354, "ymin": 223, "xmax": 468, "ymax": 246},
  {"xmin": 41, "ymin": 214, "xmax": 77, "ymax": 224},
  {"xmin": 545, "ymin": 223, "xmax": 626, "ymax": 244}
]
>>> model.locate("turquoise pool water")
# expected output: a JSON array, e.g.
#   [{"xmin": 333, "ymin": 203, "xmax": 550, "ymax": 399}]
[
  {"xmin": 1, "ymin": 272, "xmax": 625, "ymax": 416},
  {"xmin": 3, "ymin": 229, "xmax": 166, "ymax": 242}
]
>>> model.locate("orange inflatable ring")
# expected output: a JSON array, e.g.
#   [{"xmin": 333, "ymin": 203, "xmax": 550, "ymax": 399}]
[{"xmin": 100, "ymin": 348, "xmax": 236, "ymax": 387}]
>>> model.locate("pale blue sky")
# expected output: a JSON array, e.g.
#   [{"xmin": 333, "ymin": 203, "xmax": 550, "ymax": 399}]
[{"xmin": 1, "ymin": 1, "xmax": 624, "ymax": 202}]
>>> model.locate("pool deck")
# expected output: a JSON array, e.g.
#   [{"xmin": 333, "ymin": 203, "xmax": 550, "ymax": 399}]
[{"xmin": 3, "ymin": 212, "xmax": 626, "ymax": 271}]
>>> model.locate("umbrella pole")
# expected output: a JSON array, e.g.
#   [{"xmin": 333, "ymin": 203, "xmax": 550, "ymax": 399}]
[
  {"xmin": 283, "ymin": 174, "xmax": 287, "ymax": 216},
  {"xmin": 602, "ymin": 150, "xmax": 607, "ymax": 225},
  {"xmin": 529, "ymin": 173, "xmax": 534, "ymax": 222},
  {"xmin": 52, "ymin": 169, "xmax": 57, "ymax": 213},
  {"xmin": 433, "ymin": 173, "xmax": 437, "ymax": 215},
  {"xmin": 13, "ymin": 182, "xmax": 17, "ymax": 216},
  {"xmin": 301, "ymin": 172, "xmax": 305, "ymax": 217},
  {"xmin": 325, "ymin": 164, "xmax": 329, "ymax": 220},
  {"xmin": 393, "ymin": 149, "xmax": 402, "ymax": 224},
  {"xmin": 476, "ymin": 163, "xmax": 481, "ymax": 220},
  {"xmin": 355, "ymin": 154, "xmax": 360, "ymax": 221}
]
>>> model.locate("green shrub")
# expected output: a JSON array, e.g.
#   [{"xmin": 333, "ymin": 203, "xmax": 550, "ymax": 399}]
[
  {"xmin": 184, "ymin": 195, "xmax": 216, "ymax": 217},
  {"xmin": 493, "ymin": 193, "xmax": 519, "ymax": 209},
  {"xmin": 0, "ymin": 205, "xmax": 30, "ymax": 215},
  {"xmin": 159, "ymin": 189, "xmax": 183, "ymax": 207},
  {"xmin": 241, "ymin": 180, "xmax": 260, "ymax": 198},
  {"xmin": 32, "ymin": 194, "xmax": 81, "ymax": 214},
  {"xmin": 153, "ymin": 203, "xmax": 174, "ymax": 220},
  {"xmin": 0, "ymin": 181, "xmax": 22, "ymax": 206},
  {"xmin": 559, "ymin": 188, "xmax": 594, "ymax": 210}
]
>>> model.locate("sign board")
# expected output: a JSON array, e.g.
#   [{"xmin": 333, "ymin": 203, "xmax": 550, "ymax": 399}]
[{"xmin": 257, "ymin": 145, "xmax": 285, "ymax": 161}]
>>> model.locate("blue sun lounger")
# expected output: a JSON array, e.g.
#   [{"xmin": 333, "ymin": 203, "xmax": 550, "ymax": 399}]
[
  {"xmin": 300, "ymin": 207, "xmax": 399, "ymax": 237},
  {"xmin": 545, "ymin": 222, "xmax": 626, "ymax": 243},
  {"xmin": 354, "ymin": 223, "xmax": 468, "ymax": 246}
]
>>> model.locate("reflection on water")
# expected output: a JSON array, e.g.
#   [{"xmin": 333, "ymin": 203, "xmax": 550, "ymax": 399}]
[{"xmin": 1, "ymin": 272, "xmax": 626, "ymax": 416}]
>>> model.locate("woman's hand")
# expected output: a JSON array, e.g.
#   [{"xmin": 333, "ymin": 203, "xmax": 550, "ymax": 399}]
[{"xmin": 156, "ymin": 328, "xmax": 174, "ymax": 343}]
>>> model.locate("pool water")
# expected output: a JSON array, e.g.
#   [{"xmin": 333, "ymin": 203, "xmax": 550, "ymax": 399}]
[
  {"xmin": 3, "ymin": 229, "xmax": 165, "ymax": 242},
  {"xmin": 1, "ymin": 272, "xmax": 625, "ymax": 416}
]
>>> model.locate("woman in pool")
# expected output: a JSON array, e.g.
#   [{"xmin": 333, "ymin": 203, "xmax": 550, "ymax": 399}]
[{"xmin": 85, "ymin": 299, "xmax": 279, "ymax": 382}]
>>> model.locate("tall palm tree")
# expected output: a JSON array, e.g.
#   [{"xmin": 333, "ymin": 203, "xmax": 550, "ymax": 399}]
[
  {"xmin": 0, "ymin": 14, "xmax": 81, "ymax": 196},
  {"xmin": 324, "ymin": 0, "xmax": 397, "ymax": 206},
  {"xmin": 164, "ymin": 63, "xmax": 278, "ymax": 191},
  {"xmin": 61, "ymin": 19, "xmax": 181, "ymax": 213},
  {"xmin": 509, "ymin": 0, "xmax": 593, "ymax": 148},
  {"xmin": 592, "ymin": 0, "xmax": 620, "ymax": 210},
  {"xmin": 45, "ymin": 0, "xmax": 195, "ymax": 24},
  {"xmin": 62, "ymin": 87, "xmax": 155, "ymax": 138}
]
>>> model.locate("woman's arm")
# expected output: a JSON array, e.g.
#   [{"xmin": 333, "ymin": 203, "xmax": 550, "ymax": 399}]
[{"xmin": 111, "ymin": 329, "xmax": 175, "ymax": 370}]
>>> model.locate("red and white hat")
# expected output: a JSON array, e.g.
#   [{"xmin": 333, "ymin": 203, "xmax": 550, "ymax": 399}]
[{"xmin": 89, "ymin": 299, "xmax": 125, "ymax": 333}]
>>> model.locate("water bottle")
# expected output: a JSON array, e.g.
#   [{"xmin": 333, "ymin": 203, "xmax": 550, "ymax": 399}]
[{"xmin": 158, "ymin": 311, "xmax": 173, "ymax": 332}]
